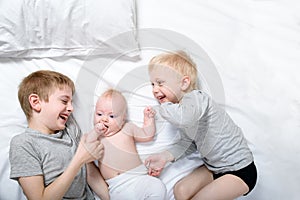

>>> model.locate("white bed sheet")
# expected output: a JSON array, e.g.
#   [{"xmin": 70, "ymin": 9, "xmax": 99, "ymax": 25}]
[
  {"xmin": 1, "ymin": 0, "xmax": 300, "ymax": 200},
  {"xmin": 136, "ymin": 0, "xmax": 300, "ymax": 199}
]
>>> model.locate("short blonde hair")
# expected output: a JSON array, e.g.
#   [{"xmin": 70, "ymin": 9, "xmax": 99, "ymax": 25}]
[
  {"xmin": 101, "ymin": 89, "xmax": 125, "ymax": 101},
  {"xmin": 100, "ymin": 89, "xmax": 127, "ymax": 110},
  {"xmin": 148, "ymin": 50, "xmax": 198, "ymax": 90},
  {"xmin": 18, "ymin": 70, "xmax": 75, "ymax": 121}
]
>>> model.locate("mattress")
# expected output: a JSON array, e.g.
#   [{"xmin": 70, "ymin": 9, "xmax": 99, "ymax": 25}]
[{"xmin": 1, "ymin": 0, "xmax": 300, "ymax": 199}]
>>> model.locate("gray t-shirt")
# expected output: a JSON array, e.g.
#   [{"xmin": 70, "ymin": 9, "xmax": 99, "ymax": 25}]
[
  {"xmin": 159, "ymin": 90, "xmax": 254, "ymax": 174},
  {"xmin": 9, "ymin": 117, "xmax": 95, "ymax": 200}
]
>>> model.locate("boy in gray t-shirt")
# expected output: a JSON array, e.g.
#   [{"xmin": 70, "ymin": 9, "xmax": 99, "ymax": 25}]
[
  {"xmin": 9, "ymin": 70, "xmax": 109, "ymax": 200},
  {"xmin": 145, "ymin": 51, "xmax": 257, "ymax": 200}
]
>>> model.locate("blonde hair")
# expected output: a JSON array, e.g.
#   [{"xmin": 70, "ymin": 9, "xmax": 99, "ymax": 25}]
[
  {"xmin": 148, "ymin": 50, "xmax": 198, "ymax": 90},
  {"xmin": 101, "ymin": 89, "xmax": 125, "ymax": 100},
  {"xmin": 18, "ymin": 70, "xmax": 75, "ymax": 121},
  {"xmin": 100, "ymin": 89, "xmax": 127, "ymax": 110}
]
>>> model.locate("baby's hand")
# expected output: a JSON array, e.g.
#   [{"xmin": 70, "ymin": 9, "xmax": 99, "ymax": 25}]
[
  {"xmin": 86, "ymin": 123, "xmax": 106, "ymax": 143},
  {"xmin": 95, "ymin": 123, "xmax": 107, "ymax": 135},
  {"xmin": 144, "ymin": 106, "xmax": 156, "ymax": 118}
]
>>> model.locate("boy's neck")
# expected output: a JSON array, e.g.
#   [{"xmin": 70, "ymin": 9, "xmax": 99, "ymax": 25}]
[
  {"xmin": 178, "ymin": 89, "xmax": 194, "ymax": 102},
  {"xmin": 28, "ymin": 119, "xmax": 55, "ymax": 135}
]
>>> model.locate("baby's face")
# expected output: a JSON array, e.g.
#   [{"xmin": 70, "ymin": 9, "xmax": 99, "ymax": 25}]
[
  {"xmin": 94, "ymin": 96, "xmax": 126, "ymax": 136},
  {"xmin": 149, "ymin": 66, "xmax": 184, "ymax": 104}
]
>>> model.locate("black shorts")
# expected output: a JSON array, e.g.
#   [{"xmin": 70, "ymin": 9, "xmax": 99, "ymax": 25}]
[{"xmin": 213, "ymin": 162, "xmax": 257, "ymax": 196}]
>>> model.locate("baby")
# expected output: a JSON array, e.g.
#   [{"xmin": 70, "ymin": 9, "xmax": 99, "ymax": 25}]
[{"xmin": 86, "ymin": 89, "xmax": 166, "ymax": 200}]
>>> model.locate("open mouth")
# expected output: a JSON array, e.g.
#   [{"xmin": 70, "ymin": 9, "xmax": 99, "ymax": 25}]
[
  {"xmin": 103, "ymin": 124, "xmax": 109, "ymax": 129},
  {"xmin": 157, "ymin": 95, "xmax": 166, "ymax": 103},
  {"xmin": 59, "ymin": 114, "xmax": 69, "ymax": 121},
  {"xmin": 157, "ymin": 95, "xmax": 165, "ymax": 100}
]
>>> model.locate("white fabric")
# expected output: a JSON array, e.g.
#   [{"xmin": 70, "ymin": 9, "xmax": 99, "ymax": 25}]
[
  {"xmin": 0, "ymin": 0, "xmax": 138, "ymax": 58},
  {"xmin": 106, "ymin": 165, "xmax": 166, "ymax": 200},
  {"xmin": 1, "ymin": 1, "xmax": 300, "ymax": 200}
]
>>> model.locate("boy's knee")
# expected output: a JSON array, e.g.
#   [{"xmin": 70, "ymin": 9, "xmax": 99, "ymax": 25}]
[{"xmin": 174, "ymin": 182, "xmax": 190, "ymax": 200}]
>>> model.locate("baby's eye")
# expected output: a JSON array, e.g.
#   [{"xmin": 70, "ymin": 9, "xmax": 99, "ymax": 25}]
[
  {"xmin": 97, "ymin": 113, "xmax": 103, "ymax": 116},
  {"xmin": 109, "ymin": 115, "xmax": 116, "ymax": 119}
]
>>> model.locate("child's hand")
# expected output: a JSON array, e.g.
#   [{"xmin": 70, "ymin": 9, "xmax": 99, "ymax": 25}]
[
  {"xmin": 86, "ymin": 123, "xmax": 106, "ymax": 143},
  {"xmin": 144, "ymin": 153, "xmax": 167, "ymax": 177},
  {"xmin": 78, "ymin": 134, "xmax": 104, "ymax": 162},
  {"xmin": 95, "ymin": 123, "xmax": 107, "ymax": 135},
  {"xmin": 144, "ymin": 106, "xmax": 156, "ymax": 118}
]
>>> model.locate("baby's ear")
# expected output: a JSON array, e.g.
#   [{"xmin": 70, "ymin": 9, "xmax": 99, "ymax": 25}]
[
  {"xmin": 29, "ymin": 94, "xmax": 41, "ymax": 112},
  {"xmin": 181, "ymin": 76, "xmax": 191, "ymax": 91}
]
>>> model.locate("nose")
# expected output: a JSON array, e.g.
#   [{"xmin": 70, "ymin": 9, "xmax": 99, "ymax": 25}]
[
  {"xmin": 100, "ymin": 115, "xmax": 108, "ymax": 122},
  {"xmin": 67, "ymin": 102, "xmax": 74, "ymax": 113},
  {"xmin": 152, "ymin": 84, "xmax": 159, "ymax": 93}
]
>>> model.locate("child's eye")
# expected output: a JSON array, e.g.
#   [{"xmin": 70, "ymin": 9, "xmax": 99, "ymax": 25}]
[
  {"xmin": 61, "ymin": 100, "xmax": 68, "ymax": 104},
  {"xmin": 157, "ymin": 81, "xmax": 163, "ymax": 86},
  {"xmin": 97, "ymin": 113, "xmax": 103, "ymax": 116},
  {"xmin": 109, "ymin": 115, "xmax": 116, "ymax": 119}
]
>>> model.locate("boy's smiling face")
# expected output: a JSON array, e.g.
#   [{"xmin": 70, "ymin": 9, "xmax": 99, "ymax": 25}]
[
  {"xmin": 37, "ymin": 86, "xmax": 73, "ymax": 134},
  {"xmin": 149, "ymin": 66, "xmax": 184, "ymax": 104}
]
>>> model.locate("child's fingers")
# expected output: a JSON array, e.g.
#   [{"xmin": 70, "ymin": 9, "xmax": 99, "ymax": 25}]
[
  {"xmin": 92, "ymin": 142, "xmax": 104, "ymax": 160},
  {"xmin": 83, "ymin": 139, "xmax": 104, "ymax": 160},
  {"xmin": 95, "ymin": 123, "xmax": 107, "ymax": 135},
  {"xmin": 144, "ymin": 106, "xmax": 156, "ymax": 118},
  {"xmin": 148, "ymin": 167, "xmax": 152, "ymax": 175},
  {"xmin": 150, "ymin": 169, "xmax": 160, "ymax": 177},
  {"xmin": 95, "ymin": 143, "xmax": 104, "ymax": 160},
  {"xmin": 95, "ymin": 123, "xmax": 104, "ymax": 131}
]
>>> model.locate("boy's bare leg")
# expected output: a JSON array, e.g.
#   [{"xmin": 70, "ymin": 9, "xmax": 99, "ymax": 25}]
[
  {"xmin": 191, "ymin": 174, "xmax": 249, "ymax": 200},
  {"xmin": 174, "ymin": 165, "xmax": 213, "ymax": 200}
]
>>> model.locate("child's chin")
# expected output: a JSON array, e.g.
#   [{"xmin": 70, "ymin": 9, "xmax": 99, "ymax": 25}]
[{"xmin": 58, "ymin": 124, "xmax": 66, "ymax": 130}]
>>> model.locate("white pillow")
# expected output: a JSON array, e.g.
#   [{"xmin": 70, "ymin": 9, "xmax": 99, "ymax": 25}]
[{"xmin": 0, "ymin": 0, "xmax": 139, "ymax": 58}]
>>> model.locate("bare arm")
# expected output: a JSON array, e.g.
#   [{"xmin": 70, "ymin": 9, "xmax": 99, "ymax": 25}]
[
  {"xmin": 132, "ymin": 106, "xmax": 156, "ymax": 142},
  {"xmin": 18, "ymin": 134, "xmax": 103, "ymax": 200},
  {"xmin": 86, "ymin": 162, "xmax": 110, "ymax": 200}
]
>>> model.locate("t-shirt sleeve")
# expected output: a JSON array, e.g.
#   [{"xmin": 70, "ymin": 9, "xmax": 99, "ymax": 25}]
[
  {"xmin": 9, "ymin": 135, "xmax": 43, "ymax": 180},
  {"xmin": 159, "ymin": 91, "xmax": 202, "ymax": 128},
  {"xmin": 166, "ymin": 131, "xmax": 197, "ymax": 161}
]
